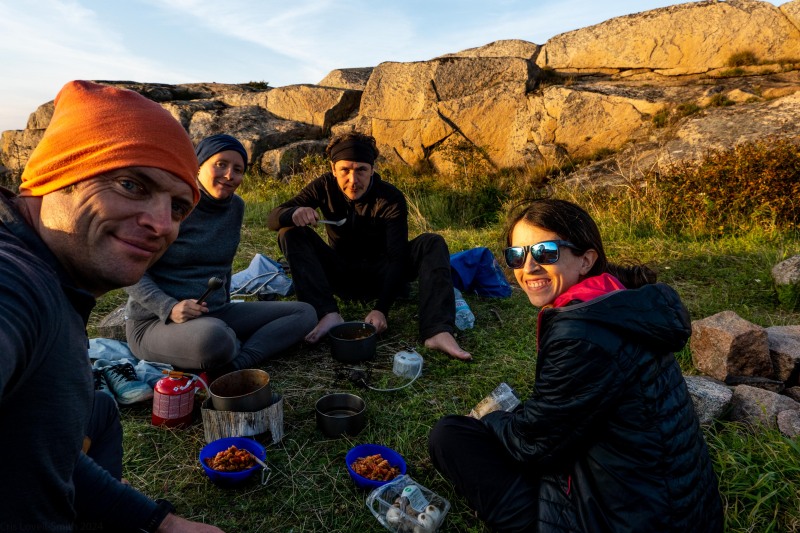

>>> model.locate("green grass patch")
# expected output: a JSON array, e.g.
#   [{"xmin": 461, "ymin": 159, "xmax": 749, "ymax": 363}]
[{"xmin": 717, "ymin": 67, "xmax": 746, "ymax": 78}]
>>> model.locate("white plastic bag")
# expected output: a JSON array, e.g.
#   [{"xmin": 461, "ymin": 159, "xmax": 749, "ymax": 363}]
[{"xmin": 230, "ymin": 254, "xmax": 293, "ymax": 298}]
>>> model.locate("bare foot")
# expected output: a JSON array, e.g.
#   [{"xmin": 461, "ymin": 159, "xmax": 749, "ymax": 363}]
[
  {"xmin": 424, "ymin": 331, "xmax": 472, "ymax": 361},
  {"xmin": 305, "ymin": 312, "xmax": 345, "ymax": 344}
]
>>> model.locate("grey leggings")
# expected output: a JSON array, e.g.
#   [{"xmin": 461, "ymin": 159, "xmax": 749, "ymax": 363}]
[{"xmin": 126, "ymin": 300, "xmax": 316, "ymax": 372}]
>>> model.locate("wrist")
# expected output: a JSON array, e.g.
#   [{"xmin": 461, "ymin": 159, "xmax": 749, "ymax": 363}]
[{"xmin": 140, "ymin": 498, "xmax": 175, "ymax": 533}]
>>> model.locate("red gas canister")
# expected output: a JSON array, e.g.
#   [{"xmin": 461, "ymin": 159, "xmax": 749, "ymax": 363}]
[{"xmin": 152, "ymin": 371, "xmax": 200, "ymax": 428}]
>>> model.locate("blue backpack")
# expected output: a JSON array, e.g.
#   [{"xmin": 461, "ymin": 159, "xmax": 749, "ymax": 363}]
[{"xmin": 450, "ymin": 247, "xmax": 512, "ymax": 298}]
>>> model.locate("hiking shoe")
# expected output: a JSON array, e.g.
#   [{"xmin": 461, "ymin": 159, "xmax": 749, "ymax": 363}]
[
  {"xmin": 92, "ymin": 367, "xmax": 115, "ymax": 401},
  {"xmin": 94, "ymin": 359, "xmax": 153, "ymax": 405}
]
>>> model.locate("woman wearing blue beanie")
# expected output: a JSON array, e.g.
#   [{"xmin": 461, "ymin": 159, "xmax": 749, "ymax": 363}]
[{"xmin": 124, "ymin": 134, "xmax": 316, "ymax": 375}]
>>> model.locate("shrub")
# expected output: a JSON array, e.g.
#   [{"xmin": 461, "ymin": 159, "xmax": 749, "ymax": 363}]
[
  {"xmin": 655, "ymin": 137, "xmax": 800, "ymax": 232},
  {"xmin": 653, "ymin": 103, "xmax": 701, "ymax": 128},
  {"xmin": 246, "ymin": 80, "xmax": 270, "ymax": 90},
  {"xmin": 707, "ymin": 93, "xmax": 734, "ymax": 107},
  {"xmin": 676, "ymin": 102, "xmax": 701, "ymax": 118},
  {"xmin": 727, "ymin": 50, "xmax": 758, "ymax": 67},
  {"xmin": 652, "ymin": 107, "xmax": 670, "ymax": 128}
]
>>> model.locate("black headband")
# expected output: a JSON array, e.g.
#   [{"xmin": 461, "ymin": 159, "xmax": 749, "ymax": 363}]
[{"xmin": 329, "ymin": 138, "xmax": 377, "ymax": 165}]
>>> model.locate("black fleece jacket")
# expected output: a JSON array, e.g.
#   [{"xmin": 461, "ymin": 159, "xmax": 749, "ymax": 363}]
[{"xmin": 267, "ymin": 172, "xmax": 408, "ymax": 315}]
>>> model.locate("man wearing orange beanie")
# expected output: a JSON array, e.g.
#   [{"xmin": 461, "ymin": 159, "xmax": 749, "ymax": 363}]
[{"xmin": 0, "ymin": 81, "xmax": 223, "ymax": 532}]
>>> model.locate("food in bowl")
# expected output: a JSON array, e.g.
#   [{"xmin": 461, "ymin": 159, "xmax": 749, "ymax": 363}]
[
  {"xmin": 345, "ymin": 444, "xmax": 407, "ymax": 490},
  {"xmin": 351, "ymin": 453, "xmax": 402, "ymax": 482},
  {"xmin": 199, "ymin": 436, "xmax": 267, "ymax": 486},
  {"xmin": 203, "ymin": 445, "xmax": 256, "ymax": 472}
]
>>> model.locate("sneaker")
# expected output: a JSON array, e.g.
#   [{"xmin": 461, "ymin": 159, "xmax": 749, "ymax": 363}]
[
  {"xmin": 94, "ymin": 359, "xmax": 153, "ymax": 405},
  {"xmin": 92, "ymin": 367, "xmax": 115, "ymax": 401}
]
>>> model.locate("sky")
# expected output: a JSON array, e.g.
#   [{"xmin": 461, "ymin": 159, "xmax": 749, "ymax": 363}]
[{"xmin": 0, "ymin": 0, "xmax": 783, "ymax": 133}]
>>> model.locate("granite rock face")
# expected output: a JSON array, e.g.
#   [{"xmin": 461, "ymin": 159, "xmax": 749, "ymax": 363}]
[{"xmin": 4, "ymin": 0, "xmax": 800, "ymax": 187}]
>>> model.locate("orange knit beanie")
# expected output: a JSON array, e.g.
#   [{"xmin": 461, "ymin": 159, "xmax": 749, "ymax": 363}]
[{"xmin": 20, "ymin": 80, "xmax": 199, "ymax": 203}]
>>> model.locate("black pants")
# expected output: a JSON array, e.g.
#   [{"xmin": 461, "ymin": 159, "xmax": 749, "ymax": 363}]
[
  {"xmin": 428, "ymin": 415, "xmax": 542, "ymax": 532},
  {"xmin": 277, "ymin": 226, "xmax": 455, "ymax": 340}
]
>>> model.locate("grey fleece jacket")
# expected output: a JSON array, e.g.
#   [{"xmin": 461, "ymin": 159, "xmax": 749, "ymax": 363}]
[{"xmin": 125, "ymin": 188, "xmax": 244, "ymax": 322}]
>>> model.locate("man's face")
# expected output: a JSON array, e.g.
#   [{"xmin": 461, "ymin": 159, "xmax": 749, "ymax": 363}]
[
  {"xmin": 37, "ymin": 167, "xmax": 195, "ymax": 296},
  {"xmin": 332, "ymin": 160, "xmax": 373, "ymax": 201}
]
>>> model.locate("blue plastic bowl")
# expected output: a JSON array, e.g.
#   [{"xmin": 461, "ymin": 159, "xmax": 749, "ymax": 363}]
[
  {"xmin": 345, "ymin": 444, "xmax": 407, "ymax": 490},
  {"xmin": 199, "ymin": 436, "xmax": 266, "ymax": 487}
]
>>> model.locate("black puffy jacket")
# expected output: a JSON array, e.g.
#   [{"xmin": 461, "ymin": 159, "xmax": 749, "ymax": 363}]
[{"xmin": 482, "ymin": 278, "xmax": 723, "ymax": 532}]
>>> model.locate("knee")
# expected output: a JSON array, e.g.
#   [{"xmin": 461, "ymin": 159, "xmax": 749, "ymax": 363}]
[
  {"xmin": 428, "ymin": 415, "xmax": 465, "ymax": 452},
  {"xmin": 194, "ymin": 325, "xmax": 238, "ymax": 367},
  {"xmin": 297, "ymin": 302, "xmax": 318, "ymax": 330},
  {"xmin": 414, "ymin": 233, "xmax": 450, "ymax": 258},
  {"xmin": 91, "ymin": 391, "xmax": 121, "ymax": 430},
  {"xmin": 278, "ymin": 226, "xmax": 313, "ymax": 249}
]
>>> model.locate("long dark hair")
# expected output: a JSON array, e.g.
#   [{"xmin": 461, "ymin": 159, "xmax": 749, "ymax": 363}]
[{"xmin": 503, "ymin": 198, "xmax": 656, "ymax": 288}]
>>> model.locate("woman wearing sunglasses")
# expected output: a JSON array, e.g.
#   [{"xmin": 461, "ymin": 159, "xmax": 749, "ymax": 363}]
[{"xmin": 428, "ymin": 198, "xmax": 722, "ymax": 532}]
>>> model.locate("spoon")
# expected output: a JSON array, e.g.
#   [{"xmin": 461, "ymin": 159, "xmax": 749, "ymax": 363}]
[
  {"xmin": 245, "ymin": 449, "xmax": 269, "ymax": 470},
  {"xmin": 319, "ymin": 218, "xmax": 346, "ymax": 226},
  {"xmin": 196, "ymin": 276, "xmax": 224, "ymax": 303}
]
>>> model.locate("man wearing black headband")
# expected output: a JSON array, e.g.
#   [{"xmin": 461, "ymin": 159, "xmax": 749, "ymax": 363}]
[{"xmin": 267, "ymin": 132, "xmax": 471, "ymax": 360}]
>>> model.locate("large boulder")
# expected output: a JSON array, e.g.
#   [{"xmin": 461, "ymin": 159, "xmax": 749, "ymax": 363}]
[
  {"xmin": 537, "ymin": 0, "xmax": 800, "ymax": 73},
  {"xmin": 777, "ymin": 409, "xmax": 800, "ymax": 438},
  {"xmin": 440, "ymin": 39, "xmax": 540, "ymax": 61},
  {"xmin": 691, "ymin": 311, "xmax": 774, "ymax": 381},
  {"xmin": 766, "ymin": 325, "xmax": 800, "ymax": 385},
  {"xmin": 188, "ymin": 105, "xmax": 321, "ymax": 163},
  {"xmin": 265, "ymin": 84, "xmax": 362, "ymax": 133},
  {"xmin": 261, "ymin": 140, "xmax": 328, "ymax": 179},
  {"xmin": 317, "ymin": 68, "xmax": 374, "ymax": 91},
  {"xmin": 528, "ymin": 85, "xmax": 662, "ymax": 161},
  {"xmin": 684, "ymin": 375, "xmax": 733, "ymax": 424},
  {"xmin": 728, "ymin": 384, "xmax": 800, "ymax": 431},
  {"xmin": 359, "ymin": 57, "xmax": 538, "ymax": 172},
  {"xmin": 0, "ymin": 128, "xmax": 45, "ymax": 191}
]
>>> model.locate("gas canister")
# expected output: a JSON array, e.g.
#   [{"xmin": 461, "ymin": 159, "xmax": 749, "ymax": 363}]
[{"xmin": 152, "ymin": 371, "xmax": 204, "ymax": 428}]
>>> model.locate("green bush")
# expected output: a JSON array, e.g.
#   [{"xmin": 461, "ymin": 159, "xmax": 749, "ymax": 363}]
[{"xmin": 655, "ymin": 137, "xmax": 800, "ymax": 232}]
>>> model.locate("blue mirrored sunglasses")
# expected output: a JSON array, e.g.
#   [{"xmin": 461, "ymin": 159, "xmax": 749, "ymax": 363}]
[{"xmin": 503, "ymin": 240, "xmax": 580, "ymax": 268}]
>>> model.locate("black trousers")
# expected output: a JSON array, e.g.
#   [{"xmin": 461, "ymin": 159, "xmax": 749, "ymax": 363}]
[
  {"xmin": 277, "ymin": 226, "xmax": 455, "ymax": 340},
  {"xmin": 428, "ymin": 415, "xmax": 542, "ymax": 532}
]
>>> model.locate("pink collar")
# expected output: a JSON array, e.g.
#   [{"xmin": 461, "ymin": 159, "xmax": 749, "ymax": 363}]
[{"xmin": 552, "ymin": 273, "xmax": 626, "ymax": 308}]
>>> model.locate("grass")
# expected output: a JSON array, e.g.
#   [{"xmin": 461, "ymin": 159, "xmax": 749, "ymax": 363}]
[{"xmin": 89, "ymin": 153, "xmax": 800, "ymax": 532}]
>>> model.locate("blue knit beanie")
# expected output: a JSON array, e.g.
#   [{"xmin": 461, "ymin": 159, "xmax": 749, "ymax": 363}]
[{"xmin": 195, "ymin": 134, "xmax": 248, "ymax": 169}]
